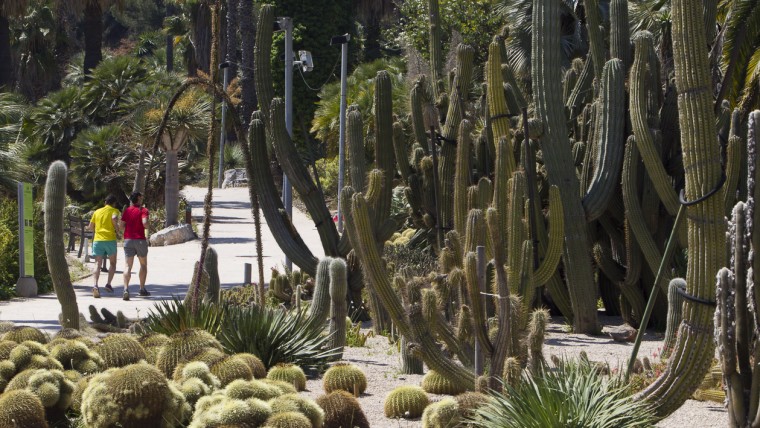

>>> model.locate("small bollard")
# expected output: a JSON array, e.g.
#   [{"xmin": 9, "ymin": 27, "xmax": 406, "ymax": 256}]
[
  {"xmin": 244, "ymin": 263, "xmax": 252, "ymax": 286},
  {"xmin": 185, "ymin": 205, "xmax": 193, "ymax": 225},
  {"xmin": 84, "ymin": 238, "xmax": 91, "ymax": 263}
]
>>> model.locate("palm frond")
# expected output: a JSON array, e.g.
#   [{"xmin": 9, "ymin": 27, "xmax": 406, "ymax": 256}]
[{"xmin": 720, "ymin": 0, "xmax": 760, "ymax": 106}]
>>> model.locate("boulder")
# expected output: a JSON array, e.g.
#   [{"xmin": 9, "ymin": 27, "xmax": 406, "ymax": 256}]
[
  {"xmin": 149, "ymin": 224, "xmax": 196, "ymax": 246},
  {"xmin": 222, "ymin": 168, "xmax": 247, "ymax": 188}
]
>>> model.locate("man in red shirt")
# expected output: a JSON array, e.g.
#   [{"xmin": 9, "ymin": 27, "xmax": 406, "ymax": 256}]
[{"xmin": 121, "ymin": 192, "xmax": 150, "ymax": 300}]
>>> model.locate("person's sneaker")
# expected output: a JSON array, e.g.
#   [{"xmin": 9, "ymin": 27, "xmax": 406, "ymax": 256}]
[
  {"xmin": 139, "ymin": 288, "xmax": 151, "ymax": 297},
  {"xmin": 104, "ymin": 284, "xmax": 114, "ymax": 293},
  {"xmin": 92, "ymin": 287, "xmax": 100, "ymax": 298},
  {"xmin": 122, "ymin": 291, "xmax": 130, "ymax": 301}
]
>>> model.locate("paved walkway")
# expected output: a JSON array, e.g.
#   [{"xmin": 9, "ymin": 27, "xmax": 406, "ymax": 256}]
[{"xmin": 0, "ymin": 186, "xmax": 325, "ymax": 332}]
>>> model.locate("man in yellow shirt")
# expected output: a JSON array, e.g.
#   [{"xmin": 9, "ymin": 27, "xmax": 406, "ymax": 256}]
[{"xmin": 88, "ymin": 194, "xmax": 121, "ymax": 298}]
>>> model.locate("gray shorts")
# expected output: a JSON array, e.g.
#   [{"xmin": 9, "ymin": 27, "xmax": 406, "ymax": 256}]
[{"xmin": 124, "ymin": 239, "xmax": 148, "ymax": 258}]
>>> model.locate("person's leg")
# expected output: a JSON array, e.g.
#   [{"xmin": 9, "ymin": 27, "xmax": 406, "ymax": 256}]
[
  {"xmin": 123, "ymin": 255, "xmax": 135, "ymax": 288},
  {"xmin": 106, "ymin": 253, "xmax": 117, "ymax": 289},
  {"xmin": 93, "ymin": 255, "xmax": 102, "ymax": 287},
  {"xmin": 138, "ymin": 256, "xmax": 148, "ymax": 290}
]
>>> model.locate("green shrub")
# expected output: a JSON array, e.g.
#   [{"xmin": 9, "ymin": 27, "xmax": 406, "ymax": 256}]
[
  {"xmin": 0, "ymin": 198, "xmax": 52, "ymax": 299},
  {"xmin": 469, "ymin": 358, "xmax": 657, "ymax": 428}
]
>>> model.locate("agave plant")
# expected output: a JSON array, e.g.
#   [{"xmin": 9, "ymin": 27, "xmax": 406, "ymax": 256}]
[
  {"xmin": 143, "ymin": 297, "xmax": 227, "ymax": 336},
  {"xmin": 218, "ymin": 304, "xmax": 339, "ymax": 369},
  {"xmin": 470, "ymin": 358, "xmax": 657, "ymax": 428}
]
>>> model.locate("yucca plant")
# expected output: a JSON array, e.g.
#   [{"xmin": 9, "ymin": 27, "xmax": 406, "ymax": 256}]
[
  {"xmin": 143, "ymin": 297, "xmax": 227, "ymax": 336},
  {"xmin": 470, "ymin": 358, "xmax": 657, "ymax": 428},
  {"xmin": 218, "ymin": 304, "xmax": 339, "ymax": 369}
]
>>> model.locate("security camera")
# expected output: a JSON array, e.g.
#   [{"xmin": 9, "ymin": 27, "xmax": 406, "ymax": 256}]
[{"xmin": 298, "ymin": 50, "xmax": 313, "ymax": 72}]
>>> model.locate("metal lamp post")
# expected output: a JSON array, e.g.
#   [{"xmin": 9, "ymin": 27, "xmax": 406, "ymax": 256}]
[{"xmin": 331, "ymin": 33, "xmax": 350, "ymax": 233}]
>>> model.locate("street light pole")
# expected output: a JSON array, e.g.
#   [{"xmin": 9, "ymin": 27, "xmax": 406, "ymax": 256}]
[
  {"xmin": 218, "ymin": 62, "xmax": 230, "ymax": 189},
  {"xmin": 281, "ymin": 17, "xmax": 294, "ymax": 271},
  {"xmin": 331, "ymin": 33, "xmax": 350, "ymax": 233}
]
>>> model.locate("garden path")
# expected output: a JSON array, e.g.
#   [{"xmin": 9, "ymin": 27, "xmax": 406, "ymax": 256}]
[{"xmin": 0, "ymin": 185, "xmax": 325, "ymax": 332}]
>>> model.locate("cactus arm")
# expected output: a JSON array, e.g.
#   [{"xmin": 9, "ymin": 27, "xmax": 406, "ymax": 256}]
[
  {"xmin": 347, "ymin": 108, "xmax": 366, "ymax": 193},
  {"xmin": 532, "ymin": 186, "xmax": 564, "ymax": 286},
  {"xmin": 485, "ymin": 207, "xmax": 512, "ymax": 391},
  {"xmin": 249, "ymin": 115, "xmax": 318, "ymax": 275},
  {"xmin": 421, "ymin": 290, "xmax": 473, "ymax": 368},
  {"xmin": 486, "ymin": 39, "xmax": 517, "ymax": 178},
  {"xmin": 44, "ymin": 161, "xmax": 79, "ymax": 329},
  {"xmin": 630, "ymin": 32, "xmax": 680, "ymax": 216},
  {"xmin": 438, "ymin": 44, "xmax": 475, "ymax": 231},
  {"xmin": 501, "ymin": 62, "xmax": 527, "ymax": 109},
  {"xmin": 724, "ymin": 114, "xmax": 742, "ymax": 214},
  {"xmin": 565, "ymin": 52, "xmax": 594, "ymax": 121},
  {"xmin": 584, "ymin": 0, "xmax": 607, "ymax": 83},
  {"xmin": 393, "ymin": 122, "xmax": 412, "ymax": 184},
  {"xmin": 582, "ymin": 59, "xmax": 626, "ymax": 222},
  {"xmin": 350, "ymin": 193, "xmax": 475, "ymax": 387},
  {"xmin": 731, "ymin": 203, "xmax": 753, "ymax": 397},
  {"xmin": 662, "ymin": 278, "xmax": 686, "ymax": 359},
  {"xmin": 253, "ymin": 5, "xmax": 274, "ymax": 120},
  {"xmin": 453, "ymin": 120, "xmax": 474, "ymax": 236},
  {"xmin": 374, "ymin": 71, "xmax": 397, "ymax": 225},
  {"xmin": 717, "ymin": 267, "xmax": 744, "ymax": 426},
  {"xmin": 464, "ymin": 251, "xmax": 493, "ymax": 356},
  {"xmin": 610, "ymin": 0, "xmax": 631, "ymax": 70},
  {"xmin": 269, "ymin": 98, "xmax": 340, "ymax": 256},
  {"xmin": 427, "ymin": 0, "xmax": 443, "ymax": 99},
  {"xmin": 532, "ymin": 0, "xmax": 598, "ymax": 333},
  {"xmin": 622, "ymin": 138, "xmax": 669, "ymax": 293},
  {"xmin": 636, "ymin": 0, "xmax": 726, "ymax": 415},
  {"xmin": 203, "ymin": 247, "xmax": 220, "ymax": 304},
  {"xmin": 305, "ymin": 258, "xmax": 333, "ymax": 331}
]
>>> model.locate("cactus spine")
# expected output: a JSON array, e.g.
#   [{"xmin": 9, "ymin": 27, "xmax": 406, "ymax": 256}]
[
  {"xmin": 44, "ymin": 161, "xmax": 79, "ymax": 330},
  {"xmin": 531, "ymin": 0, "xmax": 597, "ymax": 333},
  {"xmin": 636, "ymin": 0, "xmax": 727, "ymax": 415}
]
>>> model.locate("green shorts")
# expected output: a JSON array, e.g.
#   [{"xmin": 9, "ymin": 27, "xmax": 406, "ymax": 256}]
[{"xmin": 92, "ymin": 240, "xmax": 117, "ymax": 257}]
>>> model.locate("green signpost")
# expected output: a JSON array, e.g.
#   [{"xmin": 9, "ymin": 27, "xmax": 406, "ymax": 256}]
[{"xmin": 16, "ymin": 182, "xmax": 37, "ymax": 297}]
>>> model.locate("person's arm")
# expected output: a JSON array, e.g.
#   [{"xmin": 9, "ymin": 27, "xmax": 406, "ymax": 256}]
[
  {"xmin": 141, "ymin": 208, "xmax": 149, "ymax": 234},
  {"xmin": 88, "ymin": 221, "xmax": 95, "ymax": 232},
  {"xmin": 111, "ymin": 214, "xmax": 120, "ymax": 239}
]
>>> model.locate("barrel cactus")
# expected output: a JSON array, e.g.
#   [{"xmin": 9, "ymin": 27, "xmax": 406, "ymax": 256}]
[
  {"xmin": 5, "ymin": 368, "xmax": 75, "ymax": 416},
  {"xmin": 263, "ymin": 411, "xmax": 312, "ymax": 428},
  {"xmin": 316, "ymin": 390, "xmax": 370, "ymax": 428},
  {"xmin": 155, "ymin": 329, "xmax": 224, "ymax": 377},
  {"xmin": 81, "ymin": 362, "xmax": 191, "ymax": 427},
  {"xmin": 2, "ymin": 326, "xmax": 48, "ymax": 344},
  {"xmin": 266, "ymin": 363, "xmax": 306, "ymax": 391},
  {"xmin": 384, "ymin": 385, "xmax": 430, "ymax": 418},
  {"xmin": 322, "ymin": 362, "xmax": 367, "ymax": 395},
  {"xmin": 0, "ymin": 389, "xmax": 48, "ymax": 428},
  {"xmin": 208, "ymin": 354, "xmax": 254, "ymax": 387},
  {"xmin": 137, "ymin": 332, "xmax": 169, "ymax": 364},
  {"xmin": 225, "ymin": 379, "xmax": 283, "ymax": 401},
  {"xmin": 421, "ymin": 370, "xmax": 468, "ymax": 395},
  {"xmin": 269, "ymin": 393, "xmax": 325, "ymax": 427},
  {"xmin": 234, "ymin": 353, "xmax": 267, "ymax": 379},
  {"xmin": 422, "ymin": 397, "xmax": 460, "ymax": 428},
  {"xmin": 48, "ymin": 339, "xmax": 103, "ymax": 374},
  {"xmin": 189, "ymin": 394, "xmax": 272, "ymax": 428},
  {"xmin": 95, "ymin": 334, "xmax": 147, "ymax": 368}
]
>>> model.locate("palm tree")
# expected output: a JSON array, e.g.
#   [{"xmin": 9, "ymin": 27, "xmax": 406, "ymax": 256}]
[
  {"xmin": 0, "ymin": 0, "xmax": 28, "ymax": 89},
  {"xmin": 715, "ymin": 0, "xmax": 760, "ymax": 112},
  {"xmin": 63, "ymin": 0, "xmax": 123, "ymax": 77},
  {"xmin": 142, "ymin": 89, "xmax": 210, "ymax": 226},
  {"xmin": 69, "ymin": 125, "xmax": 135, "ymax": 204},
  {"xmin": 11, "ymin": 1, "xmax": 57, "ymax": 100},
  {"xmin": 0, "ymin": 92, "xmax": 28, "ymax": 193}
]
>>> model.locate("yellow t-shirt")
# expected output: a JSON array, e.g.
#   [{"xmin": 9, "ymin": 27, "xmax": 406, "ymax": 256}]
[{"xmin": 90, "ymin": 205, "xmax": 120, "ymax": 242}]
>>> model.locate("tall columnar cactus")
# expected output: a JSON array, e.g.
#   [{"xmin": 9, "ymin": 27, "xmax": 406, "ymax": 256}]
[
  {"xmin": 636, "ymin": 0, "xmax": 727, "ymax": 415},
  {"xmin": 531, "ymin": 0, "xmax": 598, "ymax": 333},
  {"xmin": 44, "ymin": 161, "xmax": 79, "ymax": 330},
  {"xmin": 609, "ymin": 0, "xmax": 631, "ymax": 69},
  {"xmin": 582, "ymin": 58, "xmax": 626, "ymax": 221},
  {"xmin": 427, "ymin": 0, "xmax": 443, "ymax": 100},
  {"xmin": 453, "ymin": 120, "xmax": 473, "ymax": 237},
  {"xmin": 715, "ymin": 111, "xmax": 760, "ymax": 427},
  {"xmin": 305, "ymin": 258, "xmax": 333, "ymax": 331},
  {"xmin": 584, "ymin": 0, "xmax": 606, "ymax": 84},
  {"xmin": 630, "ymin": 32, "xmax": 680, "ymax": 218},
  {"xmin": 253, "ymin": 4, "xmax": 274, "ymax": 120},
  {"xmin": 204, "ymin": 247, "xmax": 220, "ymax": 304},
  {"xmin": 347, "ymin": 107, "xmax": 366, "ymax": 192},
  {"xmin": 372, "ymin": 71, "xmax": 397, "ymax": 230},
  {"xmin": 486, "ymin": 38, "xmax": 516, "ymax": 179},
  {"xmin": 328, "ymin": 258, "xmax": 347, "ymax": 359}
]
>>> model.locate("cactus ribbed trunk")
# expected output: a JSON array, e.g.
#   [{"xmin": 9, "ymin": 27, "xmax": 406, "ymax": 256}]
[
  {"xmin": 253, "ymin": 5, "xmax": 274, "ymax": 120},
  {"xmin": 662, "ymin": 278, "xmax": 686, "ymax": 359},
  {"xmin": 44, "ymin": 161, "xmax": 79, "ymax": 329},
  {"xmin": 164, "ymin": 149, "xmax": 180, "ymax": 227},
  {"xmin": 328, "ymin": 258, "xmax": 348, "ymax": 359},
  {"xmin": 306, "ymin": 258, "xmax": 333, "ymax": 331},
  {"xmin": 427, "ymin": 0, "xmax": 443, "ymax": 99},
  {"xmin": 204, "ymin": 247, "xmax": 220, "ymax": 304},
  {"xmin": 531, "ymin": 0, "xmax": 598, "ymax": 334},
  {"xmin": 636, "ymin": 0, "xmax": 726, "ymax": 416}
]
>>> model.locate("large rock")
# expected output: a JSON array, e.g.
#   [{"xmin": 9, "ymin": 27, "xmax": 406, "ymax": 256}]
[
  {"xmin": 222, "ymin": 168, "xmax": 247, "ymax": 188},
  {"xmin": 149, "ymin": 224, "xmax": 197, "ymax": 246}
]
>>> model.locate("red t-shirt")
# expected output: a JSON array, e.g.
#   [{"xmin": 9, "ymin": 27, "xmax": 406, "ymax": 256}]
[{"xmin": 122, "ymin": 205, "xmax": 149, "ymax": 239}]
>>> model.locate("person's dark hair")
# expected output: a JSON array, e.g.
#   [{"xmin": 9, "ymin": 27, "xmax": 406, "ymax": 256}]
[
  {"xmin": 129, "ymin": 192, "xmax": 142, "ymax": 205},
  {"xmin": 105, "ymin": 194, "xmax": 117, "ymax": 206}
]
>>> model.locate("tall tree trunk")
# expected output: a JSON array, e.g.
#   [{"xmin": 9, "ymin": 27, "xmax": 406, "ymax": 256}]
[
  {"xmin": 238, "ymin": 0, "xmax": 257, "ymax": 126},
  {"xmin": 165, "ymin": 149, "xmax": 180, "ymax": 226},
  {"xmin": 166, "ymin": 3, "xmax": 175, "ymax": 72},
  {"xmin": 192, "ymin": 3, "xmax": 211, "ymax": 74},
  {"xmin": 0, "ymin": 16, "xmax": 14, "ymax": 90},
  {"xmin": 83, "ymin": 2, "xmax": 103, "ymax": 77},
  {"xmin": 225, "ymin": 0, "xmax": 237, "ymax": 77}
]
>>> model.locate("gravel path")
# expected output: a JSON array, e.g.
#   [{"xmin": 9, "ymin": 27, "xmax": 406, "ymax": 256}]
[{"xmin": 302, "ymin": 315, "xmax": 727, "ymax": 427}]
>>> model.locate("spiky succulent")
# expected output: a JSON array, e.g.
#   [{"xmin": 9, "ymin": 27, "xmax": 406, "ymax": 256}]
[
  {"xmin": 95, "ymin": 334, "xmax": 147, "ymax": 368},
  {"xmin": 316, "ymin": 390, "xmax": 370, "ymax": 428},
  {"xmin": 269, "ymin": 393, "xmax": 325, "ymax": 428},
  {"xmin": 384, "ymin": 385, "xmax": 430, "ymax": 419},
  {"xmin": 421, "ymin": 370, "xmax": 468, "ymax": 395},
  {"xmin": 322, "ymin": 362, "xmax": 367, "ymax": 395},
  {"xmin": 266, "ymin": 363, "xmax": 307, "ymax": 391},
  {"xmin": 0, "ymin": 389, "xmax": 48, "ymax": 428},
  {"xmin": 2, "ymin": 326, "xmax": 48, "ymax": 344}
]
